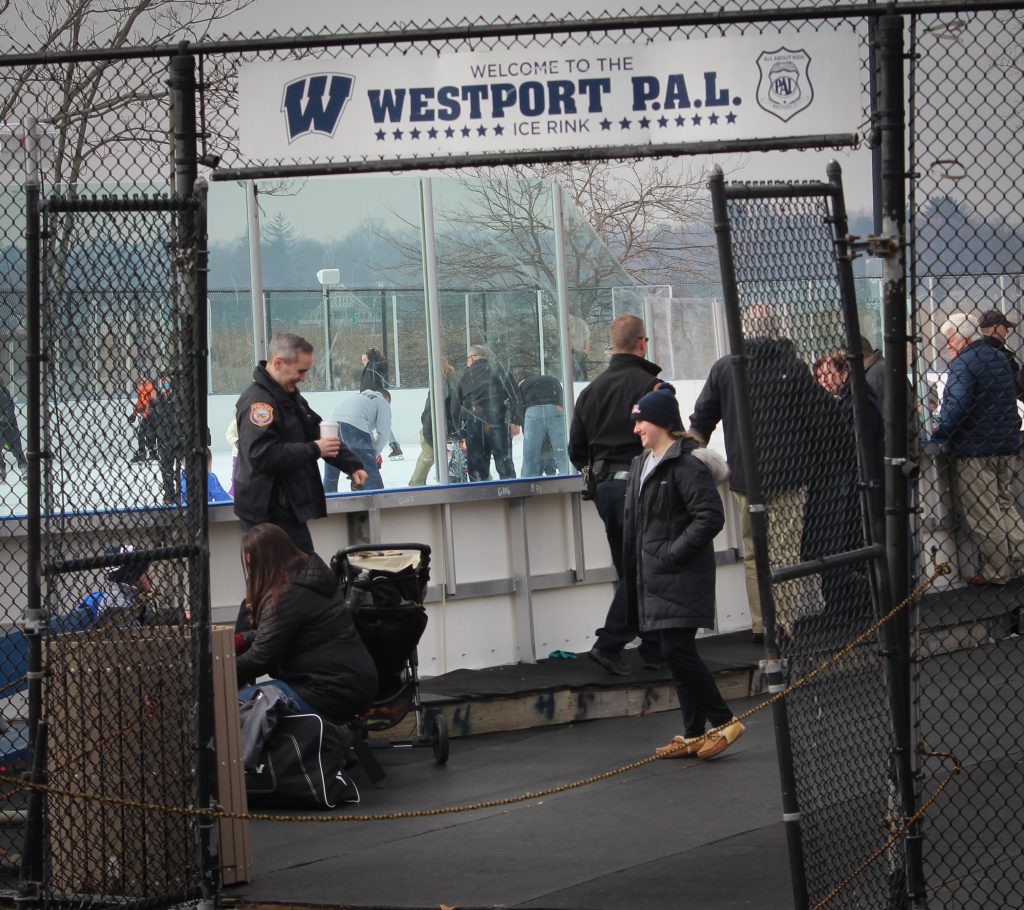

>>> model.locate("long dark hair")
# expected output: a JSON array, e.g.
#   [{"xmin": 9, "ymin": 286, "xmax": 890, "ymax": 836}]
[{"xmin": 240, "ymin": 523, "xmax": 308, "ymax": 626}]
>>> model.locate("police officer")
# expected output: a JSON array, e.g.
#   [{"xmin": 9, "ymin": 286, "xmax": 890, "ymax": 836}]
[
  {"xmin": 234, "ymin": 333, "xmax": 367, "ymax": 554},
  {"xmin": 569, "ymin": 314, "xmax": 663, "ymax": 674}
]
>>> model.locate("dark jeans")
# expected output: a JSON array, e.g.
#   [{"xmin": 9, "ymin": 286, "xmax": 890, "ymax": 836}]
[
  {"xmin": 659, "ymin": 627, "xmax": 733, "ymax": 737},
  {"xmin": 157, "ymin": 443, "xmax": 177, "ymax": 504},
  {"xmin": 592, "ymin": 477, "xmax": 661, "ymax": 662},
  {"xmin": 238, "ymin": 679, "xmax": 317, "ymax": 715},
  {"xmin": 323, "ymin": 423, "xmax": 382, "ymax": 491},
  {"xmin": 464, "ymin": 419, "xmax": 516, "ymax": 481},
  {"xmin": 239, "ymin": 514, "xmax": 314, "ymax": 555},
  {"xmin": 135, "ymin": 417, "xmax": 157, "ymax": 459}
]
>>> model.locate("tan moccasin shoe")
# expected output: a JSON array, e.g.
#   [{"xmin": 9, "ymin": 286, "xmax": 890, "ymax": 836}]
[
  {"xmin": 655, "ymin": 734, "xmax": 704, "ymax": 759},
  {"xmin": 697, "ymin": 718, "xmax": 745, "ymax": 760}
]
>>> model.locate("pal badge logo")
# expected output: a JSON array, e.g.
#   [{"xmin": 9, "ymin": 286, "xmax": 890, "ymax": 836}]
[
  {"xmin": 282, "ymin": 73, "xmax": 355, "ymax": 142},
  {"xmin": 755, "ymin": 48, "xmax": 813, "ymax": 122}
]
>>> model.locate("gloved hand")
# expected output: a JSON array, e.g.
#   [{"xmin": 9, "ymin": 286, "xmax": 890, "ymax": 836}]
[{"xmin": 234, "ymin": 631, "xmax": 254, "ymax": 654}]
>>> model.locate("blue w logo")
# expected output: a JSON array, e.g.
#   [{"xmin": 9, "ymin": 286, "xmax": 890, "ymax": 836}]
[{"xmin": 282, "ymin": 74, "xmax": 355, "ymax": 142}]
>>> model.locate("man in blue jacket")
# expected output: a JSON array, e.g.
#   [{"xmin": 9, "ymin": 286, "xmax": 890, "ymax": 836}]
[{"xmin": 933, "ymin": 312, "xmax": 1024, "ymax": 586}]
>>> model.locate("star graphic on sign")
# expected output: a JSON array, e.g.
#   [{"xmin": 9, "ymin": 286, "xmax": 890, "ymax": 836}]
[
  {"xmin": 657, "ymin": 116, "xmax": 669, "ymax": 128},
  {"xmin": 427, "ymin": 127, "xmax": 438, "ymax": 139},
  {"xmin": 375, "ymin": 129, "xmax": 386, "ymax": 141},
  {"xmin": 392, "ymin": 128, "xmax": 404, "ymax": 140},
  {"xmin": 477, "ymin": 125, "xmax": 487, "ymax": 136},
  {"xmin": 410, "ymin": 128, "xmax": 421, "ymax": 139},
  {"xmin": 444, "ymin": 126, "xmax": 455, "ymax": 138},
  {"xmin": 675, "ymin": 115, "xmax": 686, "ymax": 127},
  {"xmin": 638, "ymin": 117, "xmax": 651, "ymax": 129},
  {"xmin": 600, "ymin": 118, "xmax": 612, "ymax": 130},
  {"xmin": 493, "ymin": 123, "xmax": 505, "ymax": 136},
  {"xmin": 619, "ymin": 117, "xmax": 631, "ymax": 129},
  {"xmin": 708, "ymin": 113, "xmax": 719, "ymax": 126},
  {"xmin": 691, "ymin": 114, "xmax": 702, "ymax": 126},
  {"xmin": 726, "ymin": 111, "xmax": 737, "ymax": 124},
  {"xmin": 461, "ymin": 125, "xmax": 471, "ymax": 137}
]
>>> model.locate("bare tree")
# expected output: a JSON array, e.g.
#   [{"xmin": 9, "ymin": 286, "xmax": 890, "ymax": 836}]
[
  {"xmin": 0, "ymin": 0, "xmax": 256, "ymax": 191},
  {"xmin": 508, "ymin": 159, "xmax": 716, "ymax": 286},
  {"xmin": 0, "ymin": 1, "xmax": 256, "ymax": 398},
  {"xmin": 373, "ymin": 158, "xmax": 715, "ymax": 294}
]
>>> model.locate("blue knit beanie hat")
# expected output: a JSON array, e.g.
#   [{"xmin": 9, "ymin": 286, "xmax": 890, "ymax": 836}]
[{"xmin": 631, "ymin": 383, "xmax": 683, "ymax": 431}]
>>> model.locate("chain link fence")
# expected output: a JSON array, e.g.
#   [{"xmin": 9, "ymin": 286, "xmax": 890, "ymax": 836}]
[
  {"xmin": 909, "ymin": 9, "xmax": 1024, "ymax": 908},
  {"xmin": 0, "ymin": 2, "xmax": 1020, "ymax": 908}
]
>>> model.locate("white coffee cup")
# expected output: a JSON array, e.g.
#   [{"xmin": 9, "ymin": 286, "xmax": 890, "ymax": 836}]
[{"xmin": 320, "ymin": 421, "xmax": 339, "ymax": 439}]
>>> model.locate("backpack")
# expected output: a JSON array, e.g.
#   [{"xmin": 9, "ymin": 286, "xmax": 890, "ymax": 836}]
[{"xmin": 244, "ymin": 712, "xmax": 360, "ymax": 810}]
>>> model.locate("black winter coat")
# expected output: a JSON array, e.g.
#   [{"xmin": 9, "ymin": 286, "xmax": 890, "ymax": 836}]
[
  {"xmin": 233, "ymin": 364, "xmax": 363, "ymax": 526},
  {"xmin": 359, "ymin": 354, "xmax": 389, "ymax": 393},
  {"xmin": 450, "ymin": 359, "xmax": 523, "ymax": 433},
  {"xmin": 236, "ymin": 555, "xmax": 378, "ymax": 721},
  {"xmin": 420, "ymin": 371, "xmax": 457, "ymax": 446},
  {"xmin": 689, "ymin": 339, "xmax": 828, "ymax": 495},
  {"xmin": 147, "ymin": 387, "xmax": 181, "ymax": 457},
  {"xmin": 568, "ymin": 353, "xmax": 661, "ymax": 472},
  {"xmin": 622, "ymin": 438, "xmax": 725, "ymax": 631}
]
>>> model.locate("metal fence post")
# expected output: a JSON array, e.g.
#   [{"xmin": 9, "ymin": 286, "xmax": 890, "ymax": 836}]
[
  {"xmin": 170, "ymin": 52, "xmax": 219, "ymax": 909},
  {"xmin": 18, "ymin": 122, "xmax": 44, "ymax": 910},
  {"xmin": 877, "ymin": 15, "xmax": 926, "ymax": 909}
]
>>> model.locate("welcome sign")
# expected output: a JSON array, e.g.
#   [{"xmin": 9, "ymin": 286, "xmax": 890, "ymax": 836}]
[{"xmin": 237, "ymin": 32, "xmax": 861, "ymax": 161}]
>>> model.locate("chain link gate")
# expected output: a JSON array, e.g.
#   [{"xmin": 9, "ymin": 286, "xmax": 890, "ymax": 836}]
[
  {"xmin": 709, "ymin": 164, "xmax": 903, "ymax": 909},
  {"xmin": 0, "ymin": 54, "xmax": 217, "ymax": 908},
  {"xmin": 908, "ymin": 8, "xmax": 1024, "ymax": 909},
  {"xmin": 27, "ymin": 189, "xmax": 209, "ymax": 906}
]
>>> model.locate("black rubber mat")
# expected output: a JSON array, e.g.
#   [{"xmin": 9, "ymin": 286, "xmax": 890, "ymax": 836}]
[{"xmin": 420, "ymin": 630, "xmax": 760, "ymax": 700}]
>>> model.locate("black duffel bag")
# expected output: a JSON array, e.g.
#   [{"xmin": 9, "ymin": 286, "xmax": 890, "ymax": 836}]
[{"xmin": 245, "ymin": 712, "xmax": 360, "ymax": 810}]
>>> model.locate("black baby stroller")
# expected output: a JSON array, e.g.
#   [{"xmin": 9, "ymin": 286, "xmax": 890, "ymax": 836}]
[{"xmin": 331, "ymin": 543, "xmax": 449, "ymax": 784}]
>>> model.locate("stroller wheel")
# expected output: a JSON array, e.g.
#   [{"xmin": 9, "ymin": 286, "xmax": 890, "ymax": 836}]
[{"xmin": 431, "ymin": 714, "xmax": 450, "ymax": 765}]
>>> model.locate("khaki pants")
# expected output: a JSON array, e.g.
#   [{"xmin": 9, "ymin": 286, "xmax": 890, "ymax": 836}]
[
  {"xmin": 735, "ymin": 486, "xmax": 807, "ymax": 633},
  {"xmin": 954, "ymin": 454, "xmax": 1024, "ymax": 583},
  {"xmin": 408, "ymin": 430, "xmax": 434, "ymax": 487}
]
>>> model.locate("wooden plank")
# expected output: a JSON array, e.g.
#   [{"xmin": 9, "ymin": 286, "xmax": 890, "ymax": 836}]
[{"xmin": 212, "ymin": 626, "xmax": 251, "ymax": 886}]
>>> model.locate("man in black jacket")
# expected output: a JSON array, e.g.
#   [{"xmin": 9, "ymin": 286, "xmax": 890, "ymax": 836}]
[
  {"xmin": 689, "ymin": 309, "xmax": 824, "ymax": 642},
  {"xmin": 451, "ymin": 344, "xmax": 523, "ymax": 481},
  {"xmin": 568, "ymin": 315, "xmax": 662, "ymax": 674},
  {"xmin": 234, "ymin": 333, "xmax": 367, "ymax": 554}
]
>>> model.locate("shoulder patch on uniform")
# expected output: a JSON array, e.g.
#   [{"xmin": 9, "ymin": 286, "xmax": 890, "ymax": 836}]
[{"xmin": 249, "ymin": 402, "xmax": 274, "ymax": 427}]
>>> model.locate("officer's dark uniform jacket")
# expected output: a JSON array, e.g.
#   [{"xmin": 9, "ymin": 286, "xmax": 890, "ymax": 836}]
[
  {"xmin": 568, "ymin": 353, "xmax": 661, "ymax": 474},
  {"xmin": 236, "ymin": 554, "xmax": 378, "ymax": 721},
  {"xmin": 622, "ymin": 437, "xmax": 725, "ymax": 631},
  {"xmin": 234, "ymin": 363, "xmax": 363, "ymax": 527}
]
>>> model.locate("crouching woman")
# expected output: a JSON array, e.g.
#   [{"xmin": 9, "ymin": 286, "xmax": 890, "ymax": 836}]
[
  {"xmin": 236, "ymin": 523, "xmax": 378, "ymax": 722},
  {"xmin": 624, "ymin": 385, "xmax": 745, "ymax": 760}
]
